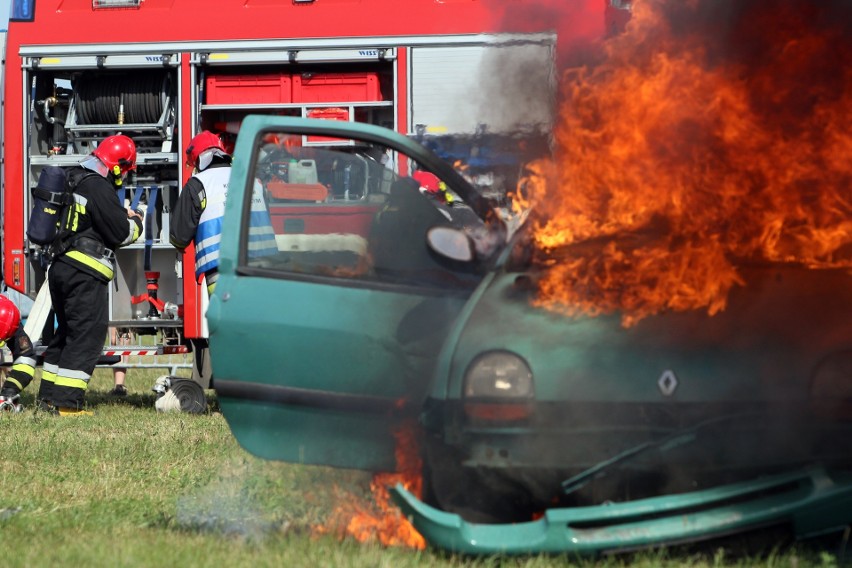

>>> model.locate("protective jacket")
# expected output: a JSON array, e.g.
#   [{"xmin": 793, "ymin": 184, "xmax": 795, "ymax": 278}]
[
  {"xmin": 171, "ymin": 163, "xmax": 276, "ymax": 293},
  {"xmin": 54, "ymin": 167, "xmax": 143, "ymax": 281},
  {"xmin": 170, "ymin": 163, "xmax": 229, "ymax": 292}
]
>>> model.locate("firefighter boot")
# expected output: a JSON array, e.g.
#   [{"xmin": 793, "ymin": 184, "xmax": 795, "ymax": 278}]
[
  {"xmin": 57, "ymin": 407, "xmax": 94, "ymax": 417},
  {"xmin": 0, "ymin": 389, "xmax": 23, "ymax": 413},
  {"xmin": 36, "ymin": 400, "xmax": 93, "ymax": 417}
]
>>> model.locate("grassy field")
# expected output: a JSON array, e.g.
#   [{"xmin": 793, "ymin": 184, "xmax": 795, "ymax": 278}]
[{"xmin": 0, "ymin": 367, "xmax": 847, "ymax": 568}]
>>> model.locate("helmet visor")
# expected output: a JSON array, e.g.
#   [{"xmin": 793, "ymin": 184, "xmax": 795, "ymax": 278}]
[
  {"xmin": 80, "ymin": 156, "xmax": 110, "ymax": 177},
  {"xmin": 194, "ymin": 148, "xmax": 230, "ymax": 172}
]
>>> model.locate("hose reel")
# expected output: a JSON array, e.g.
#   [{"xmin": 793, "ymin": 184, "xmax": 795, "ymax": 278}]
[{"xmin": 74, "ymin": 71, "xmax": 172, "ymax": 125}]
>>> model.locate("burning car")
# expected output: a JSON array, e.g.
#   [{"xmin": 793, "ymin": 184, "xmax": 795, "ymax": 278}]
[{"xmin": 209, "ymin": 115, "xmax": 852, "ymax": 555}]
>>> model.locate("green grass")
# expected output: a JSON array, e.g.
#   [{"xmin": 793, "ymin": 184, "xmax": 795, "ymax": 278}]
[{"xmin": 0, "ymin": 368, "xmax": 847, "ymax": 567}]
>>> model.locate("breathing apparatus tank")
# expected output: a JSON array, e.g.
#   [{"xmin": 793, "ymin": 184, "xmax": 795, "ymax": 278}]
[{"xmin": 27, "ymin": 166, "xmax": 70, "ymax": 246}]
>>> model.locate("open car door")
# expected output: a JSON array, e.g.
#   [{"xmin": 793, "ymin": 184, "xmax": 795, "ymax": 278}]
[{"xmin": 209, "ymin": 116, "xmax": 503, "ymax": 472}]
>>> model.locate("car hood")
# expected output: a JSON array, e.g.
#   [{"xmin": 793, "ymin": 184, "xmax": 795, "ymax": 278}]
[{"xmin": 446, "ymin": 260, "xmax": 852, "ymax": 405}]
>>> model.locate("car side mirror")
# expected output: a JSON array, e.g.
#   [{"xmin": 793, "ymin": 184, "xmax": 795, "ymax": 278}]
[{"xmin": 427, "ymin": 226, "xmax": 475, "ymax": 263}]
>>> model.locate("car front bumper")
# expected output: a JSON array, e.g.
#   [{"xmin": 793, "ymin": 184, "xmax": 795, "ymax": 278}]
[{"xmin": 391, "ymin": 467, "xmax": 852, "ymax": 556}]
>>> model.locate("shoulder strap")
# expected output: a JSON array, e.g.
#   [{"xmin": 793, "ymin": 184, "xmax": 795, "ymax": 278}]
[
  {"xmin": 65, "ymin": 170, "xmax": 99, "ymax": 193},
  {"xmin": 49, "ymin": 171, "xmax": 99, "ymax": 256}
]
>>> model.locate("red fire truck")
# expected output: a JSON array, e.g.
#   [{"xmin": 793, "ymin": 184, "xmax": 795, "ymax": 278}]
[{"xmin": 0, "ymin": 0, "xmax": 564, "ymax": 379}]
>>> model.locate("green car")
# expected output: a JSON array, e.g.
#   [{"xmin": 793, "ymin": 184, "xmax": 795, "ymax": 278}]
[{"xmin": 209, "ymin": 116, "xmax": 852, "ymax": 555}]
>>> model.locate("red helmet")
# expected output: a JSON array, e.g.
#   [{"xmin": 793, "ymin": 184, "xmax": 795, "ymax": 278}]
[
  {"xmin": 412, "ymin": 170, "xmax": 441, "ymax": 194},
  {"xmin": 0, "ymin": 295, "xmax": 21, "ymax": 342},
  {"xmin": 93, "ymin": 135, "xmax": 137, "ymax": 176},
  {"xmin": 186, "ymin": 131, "xmax": 227, "ymax": 170}
]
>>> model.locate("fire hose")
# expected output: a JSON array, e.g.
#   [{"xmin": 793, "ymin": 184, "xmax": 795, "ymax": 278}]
[
  {"xmin": 152, "ymin": 376, "xmax": 207, "ymax": 414},
  {"xmin": 75, "ymin": 71, "xmax": 169, "ymax": 125}
]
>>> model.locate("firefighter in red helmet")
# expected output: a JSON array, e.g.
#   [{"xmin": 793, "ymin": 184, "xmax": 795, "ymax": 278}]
[
  {"xmin": 169, "ymin": 130, "xmax": 232, "ymax": 390},
  {"xmin": 170, "ymin": 130, "xmax": 278, "ymax": 388},
  {"xmin": 37, "ymin": 134, "xmax": 144, "ymax": 415},
  {"xmin": 170, "ymin": 130, "xmax": 233, "ymax": 295},
  {"xmin": 0, "ymin": 295, "xmax": 37, "ymax": 413},
  {"xmin": 172, "ymin": 129, "xmax": 277, "ymax": 293}
]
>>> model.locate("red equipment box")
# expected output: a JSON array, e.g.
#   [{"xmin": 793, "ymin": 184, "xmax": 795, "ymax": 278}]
[
  {"xmin": 206, "ymin": 73, "xmax": 292, "ymax": 104},
  {"xmin": 292, "ymin": 72, "xmax": 382, "ymax": 103},
  {"xmin": 307, "ymin": 107, "xmax": 350, "ymax": 122},
  {"xmin": 306, "ymin": 107, "xmax": 350, "ymax": 142},
  {"xmin": 266, "ymin": 181, "xmax": 328, "ymax": 202}
]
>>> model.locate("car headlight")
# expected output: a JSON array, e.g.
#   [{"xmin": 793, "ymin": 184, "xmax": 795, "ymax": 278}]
[{"xmin": 464, "ymin": 351, "xmax": 534, "ymax": 399}]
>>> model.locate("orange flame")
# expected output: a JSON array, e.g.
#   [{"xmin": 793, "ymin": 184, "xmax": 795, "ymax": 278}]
[
  {"xmin": 522, "ymin": 0, "xmax": 852, "ymax": 326},
  {"xmin": 316, "ymin": 424, "xmax": 425, "ymax": 550}
]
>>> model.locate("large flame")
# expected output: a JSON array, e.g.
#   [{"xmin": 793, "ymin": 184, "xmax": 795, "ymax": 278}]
[
  {"xmin": 315, "ymin": 425, "xmax": 425, "ymax": 550},
  {"xmin": 522, "ymin": 0, "xmax": 852, "ymax": 326}
]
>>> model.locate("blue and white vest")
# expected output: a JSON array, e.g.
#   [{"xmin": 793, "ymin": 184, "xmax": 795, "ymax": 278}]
[
  {"xmin": 247, "ymin": 179, "xmax": 278, "ymax": 261},
  {"xmin": 194, "ymin": 168, "xmax": 277, "ymax": 284},
  {"xmin": 193, "ymin": 167, "xmax": 229, "ymax": 281}
]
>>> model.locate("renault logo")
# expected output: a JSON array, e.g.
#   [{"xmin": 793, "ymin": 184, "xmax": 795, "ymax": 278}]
[{"xmin": 658, "ymin": 370, "xmax": 679, "ymax": 396}]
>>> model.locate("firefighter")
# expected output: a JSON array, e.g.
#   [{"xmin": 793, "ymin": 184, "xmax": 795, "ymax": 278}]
[
  {"xmin": 169, "ymin": 131, "xmax": 233, "ymax": 295},
  {"xmin": 369, "ymin": 173, "xmax": 483, "ymax": 286},
  {"xmin": 170, "ymin": 131, "xmax": 277, "ymax": 390},
  {"xmin": 0, "ymin": 295, "xmax": 37, "ymax": 413},
  {"xmin": 38, "ymin": 135, "xmax": 143, "ymax": 415},
  {"xmin": 369, "ymin": 176, "xmax": 454, "ymax": 278},
  {"xmin": 170, "ymin": 130, "xmax": 277, "ymax": 295}
]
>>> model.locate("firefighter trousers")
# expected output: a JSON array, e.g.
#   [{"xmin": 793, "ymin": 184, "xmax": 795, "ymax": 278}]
[{"xmin": 39, "ymin": 261, "xmax": 109, "ymax": 409}]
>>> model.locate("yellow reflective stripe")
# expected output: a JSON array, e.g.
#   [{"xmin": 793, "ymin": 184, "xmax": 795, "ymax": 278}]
[
  {"xmin": 54, "ymin": 376, "xmax": 89, "ymax": 390},
  {"xmin": 12, "ymin": 363, "xmax": 35, "ymax": 376},
  {"xmin": 41, "ymin": 369, "xmax": 57, "ymax": 384},
  {"xmin": 66, "ymin": 250, "xmax": 115, "ymax": 280},
  {"xmin": 6, "ymin": 377, "xmax": 23, "ymax": 390},
  {"xmin": 72, "ymin": 203, "xmax": 83, "ymax": 232},
  {"xmin": 121, "ymin": 218, "xmax": 142, "ymax": 246}
]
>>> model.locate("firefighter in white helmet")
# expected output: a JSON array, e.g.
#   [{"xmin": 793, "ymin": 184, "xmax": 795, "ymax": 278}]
[
  {"xmin": 0, "ymin": 295, "xmax": 37, "ymax": 413},
  {"xmin": 38, "ymin": 134, "xmax": 143, "ymax": 416}
]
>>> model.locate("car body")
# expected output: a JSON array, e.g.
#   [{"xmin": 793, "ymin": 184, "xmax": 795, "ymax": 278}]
[{"xmin": 210, "ymin": 116, "xmax": 852, "ymax": 555}]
